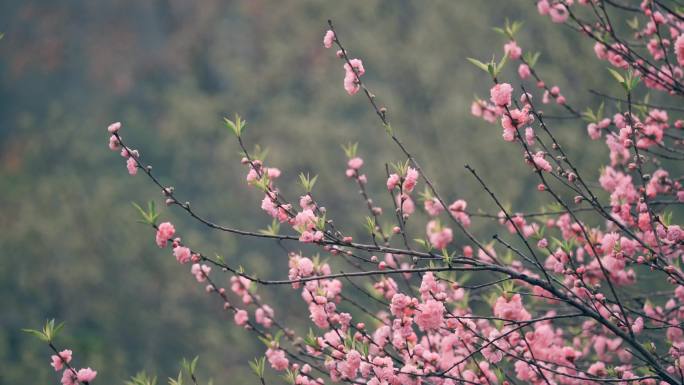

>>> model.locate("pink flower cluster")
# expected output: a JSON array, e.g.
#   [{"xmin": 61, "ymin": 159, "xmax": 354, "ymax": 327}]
[
  {"xmin": 323, "ymin": 29, "xmax": 367, "ymax": 95},
  {"xmin": 343, "ymin": 58, "xmax": 365, "ymax": 96},
  {"xmin": 48, "ymin": 348, "xmax": 97, "ymax": 385},
  {"xmin": 107, "ymin": 122, "xmax": 140, "ymax": 176},
  {"xmin": 103, "ymin": 7, "xmax": 684, "ymax": 385}
]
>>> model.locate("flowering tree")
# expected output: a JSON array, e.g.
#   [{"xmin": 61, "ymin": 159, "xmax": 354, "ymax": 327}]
[{"xmin": 28, "ymin": 1, "xmax": 684, "ymax": 384}]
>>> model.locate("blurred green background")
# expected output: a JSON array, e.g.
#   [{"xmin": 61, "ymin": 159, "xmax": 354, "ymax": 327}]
[{"xmin": 0, "ymin": 1, "xmax": 632, "ymax": 384}]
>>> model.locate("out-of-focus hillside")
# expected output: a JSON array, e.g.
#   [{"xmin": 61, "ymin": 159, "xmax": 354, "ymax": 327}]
[{"xmin": 0, "ymin": 1, "xmax": 616, "ymax": 383}]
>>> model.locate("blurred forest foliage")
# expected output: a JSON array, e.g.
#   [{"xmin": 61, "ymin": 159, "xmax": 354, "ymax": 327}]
[{"xmin": 0, "ymin": 0, "xmax": 626, "ymax": 383}]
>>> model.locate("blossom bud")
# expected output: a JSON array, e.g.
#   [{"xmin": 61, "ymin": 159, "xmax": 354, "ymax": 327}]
[{"xmin": 108, "ymin": 122, "xmax": 122, "ymax": 133}]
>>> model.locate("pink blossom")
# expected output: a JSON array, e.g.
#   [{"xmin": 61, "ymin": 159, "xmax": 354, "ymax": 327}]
[
  {"xmin": 403, "ymin": 167, "xmax": 419, "ymax": 193},
  {"xmin": 607, "ymin": 44, "xmax": 629, "ymax": 69},
  {"xmin": 288, "ymin": 254, "xmax": 314, "ymax": 282},
  {"xmin": 525, "ymin": 126, "xmax": 535, "ymax": 145},
  {"xmin": 594, "ymin": 42, "xmax": 608, "ymax": 60},
  {"xmin": 471, "ymin": 100, "xmax": 483, "ymax": 117},
  {"xmin": 300, "ymin": 230, "xmax": 324, "ymax": 243},
  {"xmin": 504, "ymin": 41, "xmax": 522, "ymax": 60},
  {"xmin": 390, "ymin": 293, "xmax": 414, "ymax": 317},
  {"xmin": 646, "ymin": 169, "xmax": 669, "ymax": 198},
  {"xmin": 77, "ymin": 368, "xmax": 98, "ymax": 382},
  {"xmin": 343, "ymin": 74, "xmax": 359, "ymax": 95},
  {"xmin": 633, "ymin": 317, "xmax": 644, "ymax": 334},
  {"xmin": 518, "ymin": 63, "xmax": 531, "ymax": 79},
  {"xmin": 676, "ymin": 34, "xmax": 684, "ymax": 66},
  {"xmin": 493, "ymin": 293, "xmax": 531, "ymax": 321},
  {"xmin": 173, "ymin": 246, "xmax": 191, "ymax": 264},
  {"xmin": 309, "ymin": 303, "xmax": 329, "ymax": 328},
  {"xmin": 537, "ymin": 0, "xmax": 550, "ymax": 15},
  {"xmin": 339, "ymin": 350, "xmax": 361, "ymax": 379},
  {"xmin": 423, "ymin": 197, "xmax": 444, "ymax": 216},
  {"xmin": 107, "ymin": 122, "xmax": 121, "ymax": 133},
  {"xmin": 347, "ymin": 157, "xmax": 363, "ymax": 170},
  {"xmin": 415, "ymin": 299, "xmax": 444, "ymax": 330},
  {"xmin": 294, "ymin": 209, "xmax": 317, "ymax": 231},
  {"xmin": 532, "ymin": 152, "xmax": 552, "ymax": 172},
  {"xmin": 386, "ymin": 173, "xmax": 400, "ymax": 190},
  {"xmin": 50, "ymin": 349, "xmax": 73, "ymax": 371},
  {"xmin": 323, "ymin": 30, "xmax": 335, "ymax": 49},
  {"xmin": 234, "ymin": 309, "xmax": 248, "ymax": 326},
  {"xmin": 108, "ymin": 135, "xmax": 121, "ymax": 151},
  {"xmin": 61, "ymin": 370, "xmax": 78, "ymax": 385},
  {"xmin": 549, "ymin": 3, "xmax": 569, "ymax": 23},
  {"xmin": 191, "ymin": 263, "xmax": 211, "ymax": 282},
  {"xmin": 490, "ymin": 83, "xmax": 513, "ymax": 106},
  {"xmin": 126, "ymin": 157, "xmax": 138, "ymax": 176},
  {"xmin": 299, "ymin": 195, "xmax": 314, "ymax": 210},
  {"xmin": 346, "ymin": 59, "xmax": 365, "ymax": 76},
  {"xmin": 587, "ymin": 361, "xmax": 607, "ymax": 377},
  {"xmin": 587, "ymin": 122, "xmax": 601, "ymax": 140},
  {"xmin": 397, "ymin": 193, "xmax": 415, "ymax": 217},
  {"xmin": 501, "ymin": 107, "xmax": 530, "ymax": 133},
  {"xmin": 266, "ymin": 167, "xmax": 281, "ymax": 179},
  {"xmin": 667, "ymin": 225, "xmax": 683, "ymax": 243},
  {"xmin": 155, "ymin": 222, "xmax": 175, "ymax": 248},
  {"xmin": 255, "ymin": 305, "xmax": 274, "ymax": 328},
  {"xmin": 448, "ymin": 199, "xmax": 471, "ymax": 227},
  {"xmin": 449, "ymin": 199, "xmax": 466, "ymax": 213},
  {"xmin": 266, "ymin": 348, "xmax": 289, "ymax": 371},
  {"xmin": 426, "ymin": 220, "xmax": 453, "ymax": 250},
  {"xmin": 343, "ymin": 59, "xmax": 365, "ymax": 96}
]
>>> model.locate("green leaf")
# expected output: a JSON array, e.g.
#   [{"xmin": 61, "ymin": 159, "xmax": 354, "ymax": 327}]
[
  {"xmin": 523, "ymin": 52, "xmax": 541, "ymax": 68},
  {"xmin": 626, "ymin": 17, "xmax": 639, "ymax": 30},
  {"xmin": 467, "ymin": 57, "xmax": 490, "ymax": 73},
  {"xmin": 413, "ymin": 238, "xmax": 428, "ymax": 249},
  {"xmin": 181, "ymin": 356, "xmax": 199, "ymax": 376},
  {"xmin": 509, "ymin": 20, "xmax": 524, "ymax": 36},
  {"xmin": 168, "ymin": 371, "xmax": 183, "ymax": 385},
  {"xmin": 597, "ymin": 101, "xmax": 605, "ymax": 120},
  {"xmin": 364, "ymin": 216, "xmax": 376, "ymax": 236},
  {"xmin": 303, "ymin": 328, "xmax": 318, "ymax": 347},
  {"xmin": 190, "ymin": 356, "xmax": 199, "ymax": 374},
  {"xmin": 249, "ymin": 357, "xmax": 266, "ymax": 378},
  {"xmin": 492, "ymin": 27, "xmax": 507, "ymax": 37},
  {"xmin": 25, "ymin": 319, "xmax": 66, "ymax": 342},
  {"xmin": 125, "ymin": 372, "xmax": 158, "ymax": 385},
  {"xmin": 495, "ymin": 53, "xmax": 509, "ymax": 77},
  {"xmin": 581, "ymin": 107, "xmax": 597, "ymax": 123},
  {"xmin": 21, "ymin": 328, "xmax": 49, "ymax": 342},
  {"xmin": 259, "ymin": 219, "xmax": 281, "ymax": 236},
  {"xmin": 607, "ymin": 68, "xmax": 626, "ymax": 90},
  {"xmin": 52, "ymin": 321, "xmax": 65, "ymax": 339},
  {"xmin": 282, "ymin": 368, "xmax": 299, "ymax": 385},
  {"xmin": 625, "ymin": 69, "xmax": 641, "ymax": 92},
  {"xmin": 132, "ymin": 201, "xmax": 159, "ymax": 225},
  {"xmin": 442, "ymin": 248, "xmax": 452, "ymax": 264},
  {"xmin": 341, "ymin": 142, "xmax": 358, "ymax": 158},
  {"xmin": 298, "ymin": 173, "xmax": 318, "ymax": 193},
  {"xmin": 224, "ymin": 114, "xmax": 246, "ymax": 137}
]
